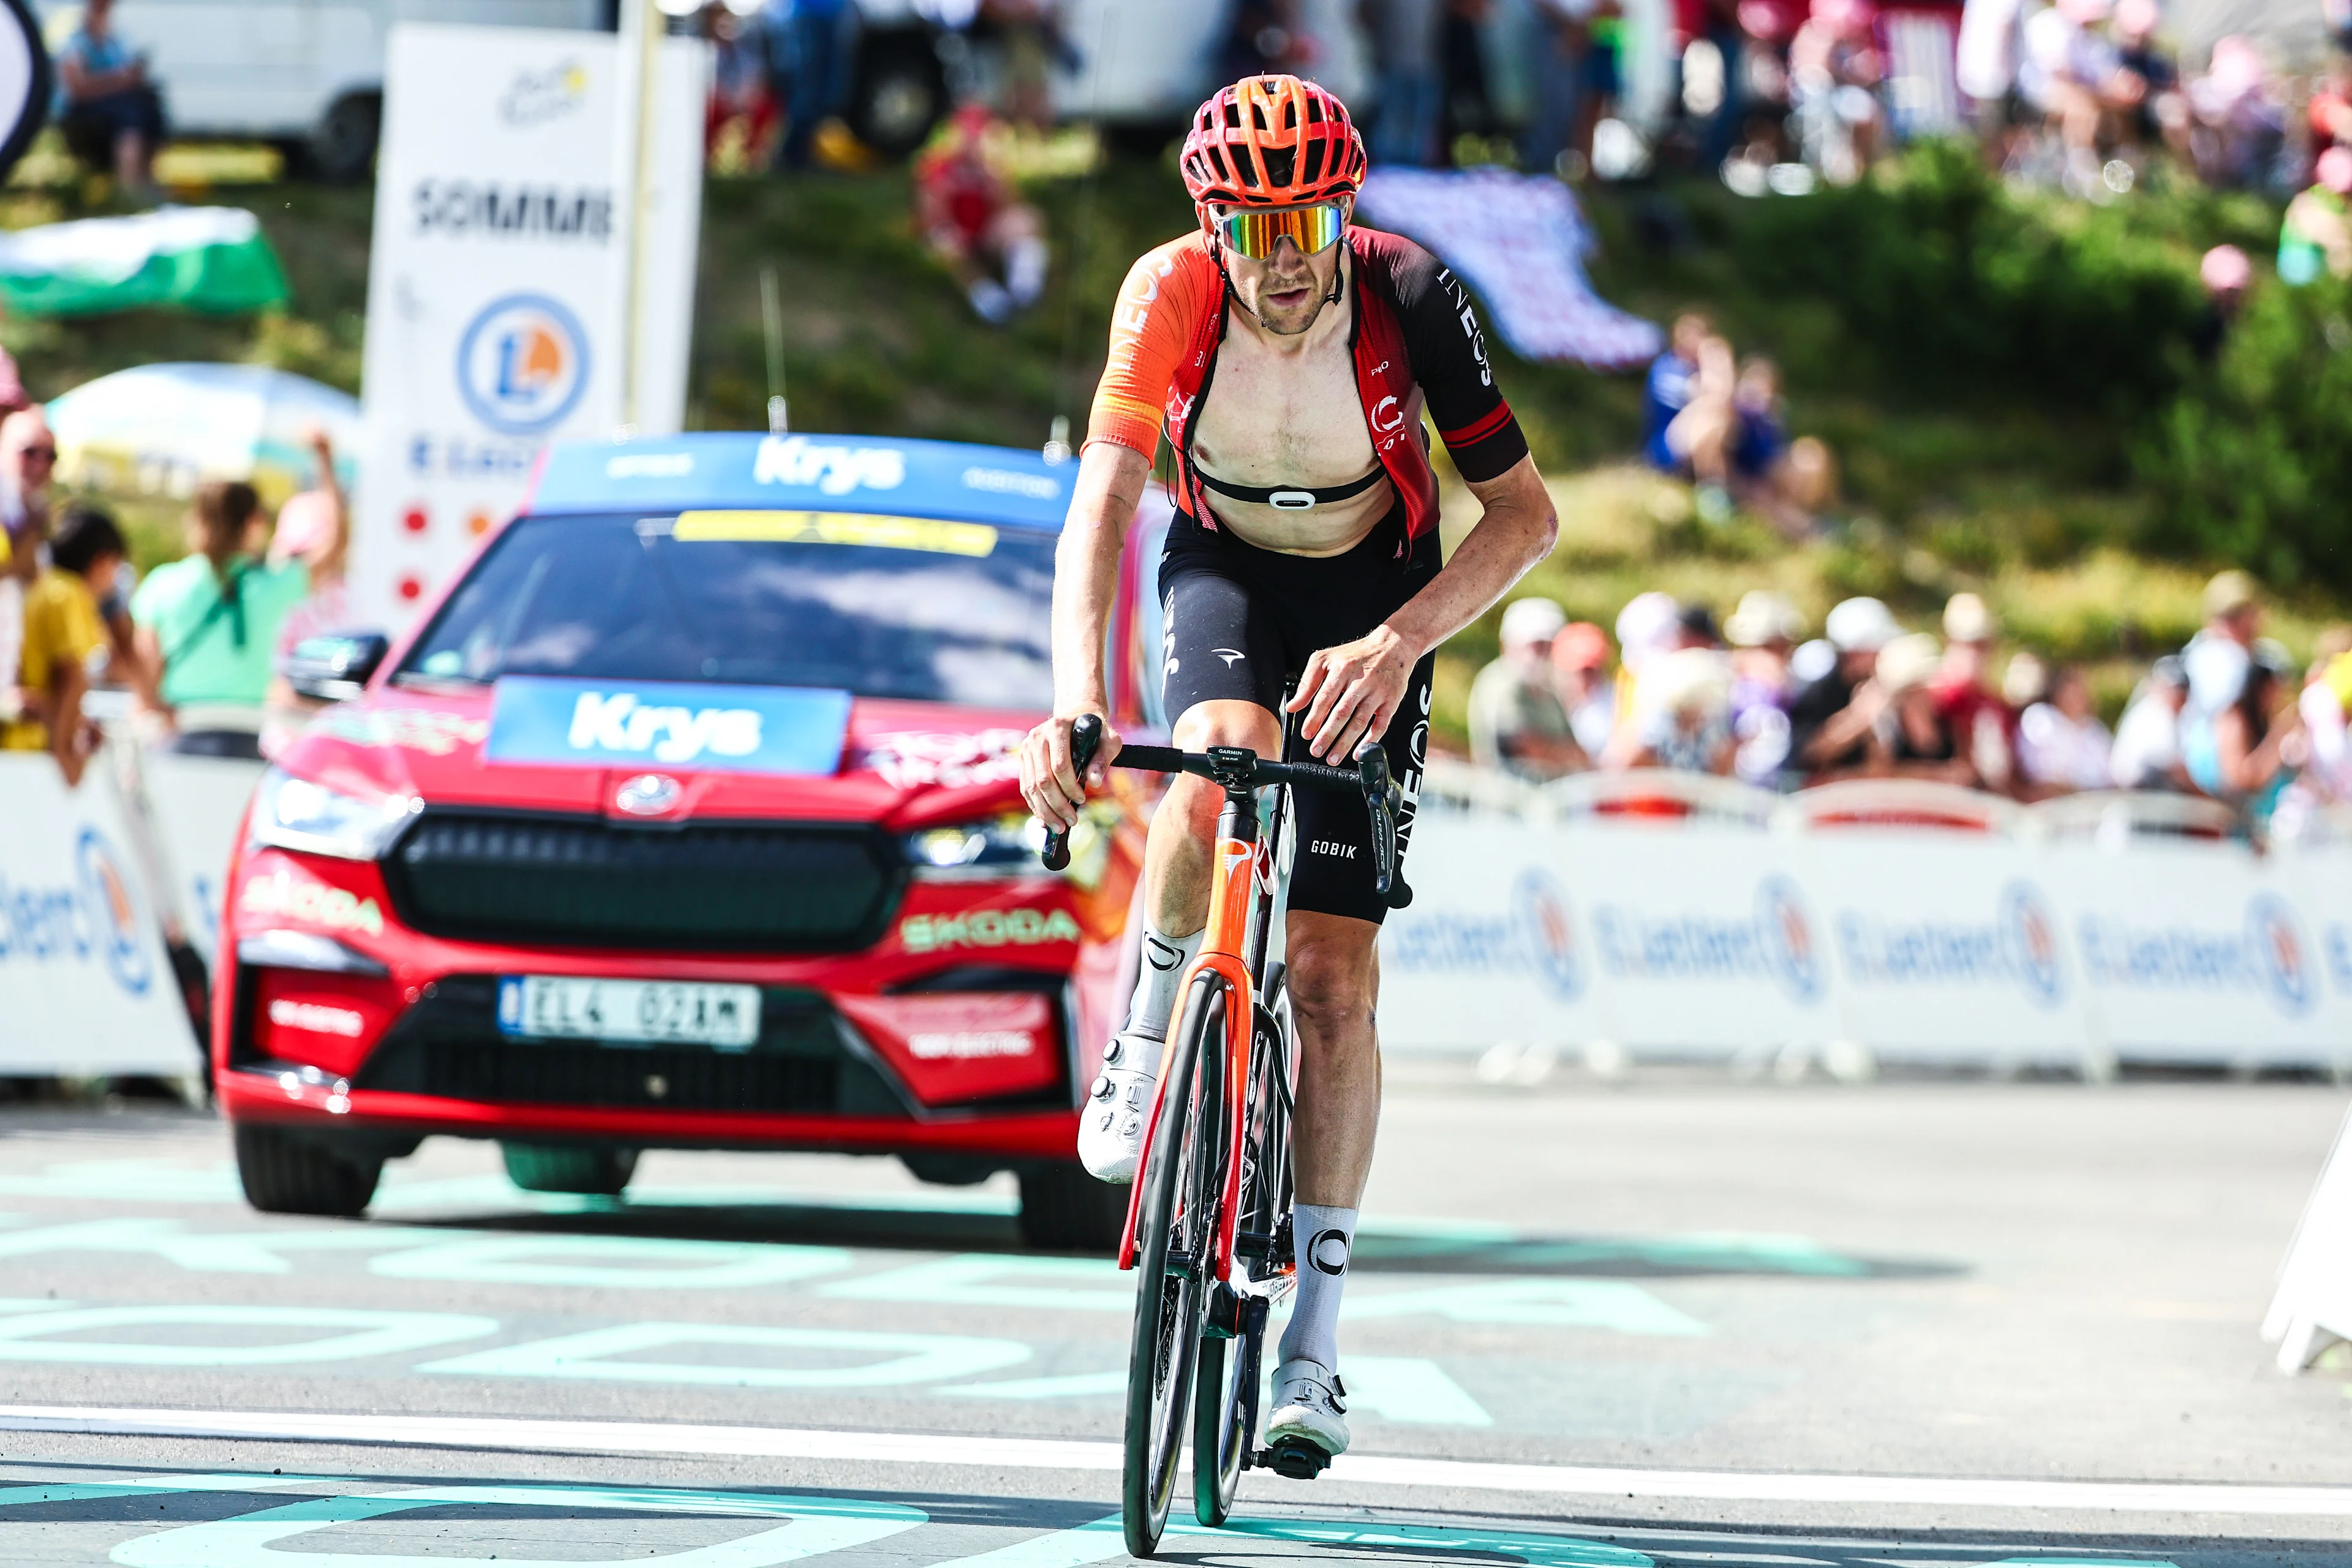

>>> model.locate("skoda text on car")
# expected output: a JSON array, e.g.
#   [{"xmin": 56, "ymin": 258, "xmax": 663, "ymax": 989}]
[{"xmin": 213, "ymin": 431, "xmax": 1167, "ymax": 1249}]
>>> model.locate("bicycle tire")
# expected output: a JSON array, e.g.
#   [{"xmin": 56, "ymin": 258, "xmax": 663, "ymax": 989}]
[
  {"xmin": 1121, "ymin": 974, "xmax": 1224, "ymax": 1557},
  {"xmin": 1193, "ymin": 968, "xmax": 1291, "ymax": 1526}
]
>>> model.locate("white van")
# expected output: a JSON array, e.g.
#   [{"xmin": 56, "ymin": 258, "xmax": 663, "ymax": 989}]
[{"xmin": 32, "ymin": 0, "xmax": 603, "ymax": 178}]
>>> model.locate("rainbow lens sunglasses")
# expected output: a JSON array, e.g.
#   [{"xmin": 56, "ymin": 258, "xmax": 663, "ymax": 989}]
[{"xmin": 1214, "ymin": 201, "xmax": 1348, "ymax": 260}]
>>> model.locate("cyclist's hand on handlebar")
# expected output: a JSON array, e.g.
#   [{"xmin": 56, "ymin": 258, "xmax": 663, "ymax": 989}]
[
  {"xmin": 1287, "ymin": 625, "xmax": 1415, "ymax": 763},
  {"xmin": 1019, "ymin": 710, "xmax": 1123, "ymax": 831}
]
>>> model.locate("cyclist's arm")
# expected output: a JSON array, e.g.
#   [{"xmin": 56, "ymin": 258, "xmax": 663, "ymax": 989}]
[{"xmin": 1025, "ymin": 441, "xmax": 1151, "ymax": 826}]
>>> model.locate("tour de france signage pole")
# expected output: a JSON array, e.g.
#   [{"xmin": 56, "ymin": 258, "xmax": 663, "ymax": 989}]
[{"xmin": 350, "ymin": 10, "xmax": 706, "ymax": 630}]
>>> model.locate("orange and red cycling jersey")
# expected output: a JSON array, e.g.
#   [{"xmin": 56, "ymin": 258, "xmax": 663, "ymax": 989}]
[{"xmin": 1083, "ymin": 227, "xmax": 1529, "ymax": 540}]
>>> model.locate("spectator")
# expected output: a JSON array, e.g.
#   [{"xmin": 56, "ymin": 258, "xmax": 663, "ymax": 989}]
[
  {"xmin": 704, "ymin": 1, "xmax": 782, "ymax": 170},
  {"xmin": 2294, "ymin": 639, "xmax": 2352, "ymax": 805},
  {"xmin": 2279, "ymin": 145, "xmax": 2352, "ymax": 285},
  {"xmin": 1468, "ymin": 597, "xmax": 1584, "ymax": 778},
  {"xmin": 1958, "ymin": 0, "xmax": 2031, "ymax": 167},
  {"xmin": 2185, "ymin": 35, "xmax": 2284, "ymax": 191},
  {"xmin": 269, "ymin": 429, "xmax": 352, "ymax": 661},
  {"xmin": 1647, "ymin": 318, "xmax": 1740, "ymax": 521},
  {"xmin": 774, "ymin": 0, "xmax": 856, "ymax": 172},
  {"xmin": 54, "ymin": 0, "xmax": 164, "ymax": 200},
  {"xmin": 915, "ymin": 105, "xmax": 1050, "ymax": 325},
  {"xmin": 1624, "ymin": 646, "xmax": 1736, "ymax": 773},
  {"xmin": 131, "ymin": 481, "xmax": 309, "ymax": 758},
  {"xmin": 1789, "ymin": 0, "xmax": 1882, "ymax": 184},
  {"xmin": 1551, "ymin": 620, "xmax": 1616, "ymax": 760},
  {"xmin": 1728, "ymin": 357, "xmax": 1833, "ymax": 539},
  {"xmin": 2018, "ymin": 0, "xmax": 2129, "ymax": 197},
  {"xmin": 2311, "ymin": 53, "xmax": 2352, "ymax": 156},
  {"xmin": 2109, "ymin": 0, "xmax": 2188, "ymax": 162},
  {"xmin": 1787, "ymin": 594, "xmax": 1901, "ymax": 778},
  {"xmin": 1366, "ymin": 0, "xmax": 1447, "ymax": 165},
  {"xmin": 2018, "ymin": 663, "xmax": 2112, "ymax": 791},
  {"xmin": 1218, "ymin": 0, "xmax": 1307, "ymax": 83},
  {"xmin": 2189, "ymin": 244, "xmax": 2250, "ymax": 362},
  {"xmin": 1605, "ymin": 590, "xmax": 1684, "ymax": 765},
  {"xmin": 2109, "ymin": 654, "xmax": 2190, "ymax": 790},
  {"xmin": 1935, "ymin": 591, "xmax": 2016, "ymax": 792},
  {"xmin": 0, "ymin": 504, "xmax": 126, "ymax": 786},
  {"xmin": 1, "ymin": 407, "xmax": 58, "ymax": 569},
  {"xmin": 1724, "ymin": 588, "xmax": 1802, "ymax": 785},
  {"xmin": 1872, "ymin": 631, "xmax": 1970, "ymax": 780},
  {"xmin": 984, "ymin": 0, "xmax": 1066, "ymax": 132},
  {"xmin": 2179, "ymin": 571, "xmax": 2297, "ymax": 806},
  {"xmin": 0, "ymin": 529, "xmax": 20, "ymax": 740},
  {"xmin": 1521, "ymin": 0, "xmax": 1593, "ymax": 176},
  {"xmin": 1643, "ymin": 313, "xmax": 1710, "ymax": 480}
]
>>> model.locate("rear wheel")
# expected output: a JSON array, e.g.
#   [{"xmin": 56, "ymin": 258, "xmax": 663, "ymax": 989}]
[
  {"xmin": 233, "ymin": 1123, "xmax": 382, "ymax": 1217},
  {"xmin": 500, "ymin": 1142, "xmax": 637, "ymax": 1196},
  {"xmin": 1017, "ymin": 1161, "xmax": 1126, "ymax": 1253},
  {"xmin": 1121, "ymin": 977, "xmax": 1224, "ymax": 1558}
]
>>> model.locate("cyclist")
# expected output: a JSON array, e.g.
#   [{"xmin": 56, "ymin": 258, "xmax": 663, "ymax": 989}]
[{"xmin": 1017, "ymin": 74, "xmax": 1557, "ymax": 1468}]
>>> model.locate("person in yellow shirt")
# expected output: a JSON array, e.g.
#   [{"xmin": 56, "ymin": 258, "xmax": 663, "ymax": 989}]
[{"xmin": 1, "ymin": 504, "xmax": 126, "ymax": 786}]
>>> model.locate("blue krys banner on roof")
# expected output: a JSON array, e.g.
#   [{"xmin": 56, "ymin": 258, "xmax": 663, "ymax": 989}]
[
  {"xmin": 527, "ymin": 432, "xmax": 1071, "ymax": 530},
  {"xmin": 486, "ymin": 676, "xmax": 853, "ymax": 776}
]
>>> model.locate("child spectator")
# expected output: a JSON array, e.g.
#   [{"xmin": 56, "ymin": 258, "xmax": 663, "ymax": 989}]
[
  {"xmin": 132, "ymin": 481, "xmax": 310, "ymax": 758},
  {"xmin": 2110, "ymin": 654, "xmax": 2189, "ymax": 790},
  {"xmin": 0, "ymin": 504, "xmax": 127, "ymax": 786},
  {"xmin": 914, "ymin": 105, "xmax": 1050, "ymax": 325},
  {"xmin": 2280, "ymin": 145, "xmax": 2352, "ymax": 285},
  {"xmin": 2018, "ymin": 663, "xmax": 2113, "ymax": 791},
  {"xmin": 1469, "ymin": 597, "xmax": 1583, "ymax": 778},
  {"xmin": 1728, "ymin": 358, "xmax": 1834, "ymax": 539}
]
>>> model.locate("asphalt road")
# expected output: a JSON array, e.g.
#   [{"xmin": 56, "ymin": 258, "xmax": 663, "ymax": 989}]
[{"xmin": 2, "ymin": 1069, "xmax": 2350, "ymax": 1567}]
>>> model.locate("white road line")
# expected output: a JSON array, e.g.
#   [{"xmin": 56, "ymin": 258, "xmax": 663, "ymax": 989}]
[{"xmin": 2, "ymin": 1405, "xmax": 2348, "ymax": 1517}]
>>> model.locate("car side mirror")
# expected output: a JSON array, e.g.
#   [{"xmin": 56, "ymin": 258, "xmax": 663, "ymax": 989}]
[{"xmin": 284, "ymin": 632, "xmax": 391, "ymax": 703}]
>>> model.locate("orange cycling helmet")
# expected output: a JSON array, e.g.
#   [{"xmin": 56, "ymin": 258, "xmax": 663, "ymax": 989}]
[{"xmin": 1180, "ymin": 74, "xmax": 1366, "ymax": 211}]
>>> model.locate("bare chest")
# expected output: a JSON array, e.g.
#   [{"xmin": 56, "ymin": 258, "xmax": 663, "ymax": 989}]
[{"xmin": 1190, "ymin": 326, "xmax": 1376, "ymax": 490}]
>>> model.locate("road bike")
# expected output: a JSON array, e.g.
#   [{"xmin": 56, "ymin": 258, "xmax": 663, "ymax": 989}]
[{"xmin": 1042, "ymin": 711, "xmax": 1404, "ymax": 1557}]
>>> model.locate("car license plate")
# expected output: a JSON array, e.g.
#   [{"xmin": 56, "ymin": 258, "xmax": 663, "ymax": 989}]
[{"xmin": 497, "ymin": 976, "xmax": 761, "ymax": 1049}]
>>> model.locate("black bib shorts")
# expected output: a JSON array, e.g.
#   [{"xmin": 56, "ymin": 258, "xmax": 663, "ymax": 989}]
[{"xmin": 1156, "ymin": 501, "xmax": 1435, "ymax": 926}]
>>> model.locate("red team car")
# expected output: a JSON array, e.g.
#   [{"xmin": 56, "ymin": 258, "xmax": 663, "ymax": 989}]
[{"xmin": 213, "ymin": 432, "xmax": 1164, "ymax": 1249}]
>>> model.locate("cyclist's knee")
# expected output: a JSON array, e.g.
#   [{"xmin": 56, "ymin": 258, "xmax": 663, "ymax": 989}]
[
  {"xmin": 1286, "ymin": 923, "xmax": 1378, "ymax": 1039},
  {"xmin": 1171, "ymin": 699, "xmax": 1280, "ymax": 756}
]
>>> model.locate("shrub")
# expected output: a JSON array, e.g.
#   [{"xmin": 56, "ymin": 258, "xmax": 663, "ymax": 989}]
[{"xmin": 2134, "ymin": 277, "xmax": 2352, "ymax": 591}]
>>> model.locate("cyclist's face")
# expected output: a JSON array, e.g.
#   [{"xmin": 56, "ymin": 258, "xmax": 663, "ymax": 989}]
[{"xmin": 1213, "ymin": 201, "xmax": 1349, "ymax": 336}]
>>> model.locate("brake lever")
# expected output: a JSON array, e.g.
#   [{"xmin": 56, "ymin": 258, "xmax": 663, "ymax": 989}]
[
  {"xmin": 1040, "ymin": 715, "xmax": 1102, "ymax": 873},
  {"xmin": 1354, "ymin": 740, "xmax": 1403, "ymax": 903}
]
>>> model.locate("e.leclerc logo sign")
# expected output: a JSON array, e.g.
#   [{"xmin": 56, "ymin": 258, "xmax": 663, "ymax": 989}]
[
  {"xmin": 0, "ymin": 828, "xmax": 153, "ymax": 996},
  {"xmin": 485, "ymin": 676, "xmax": 853, "ymax": 776},
  {"xmin": 456, "ymin": 292, "xmax": 590, "ymax": 435}
]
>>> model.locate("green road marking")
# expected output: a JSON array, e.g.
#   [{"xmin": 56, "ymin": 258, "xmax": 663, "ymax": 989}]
[
  {"xmin": 0, "ymin": 1161, "xmax": 246, "ymax": 1205},
  {"xmin": 1354, "ymin": 1221, "xmax": 1869, "ymax": 1276},
  {"xmin": 0, "ymin": 1305, "xmax": 497, "ymax": 1366},
  {"xmin": 936, "ymin": 1354, "xmax": 1492, "ymax": 1425},
  {"xmin": 0, "ymin": 1474, "xmax": 328, "ymax": 1507},
  {"xmin": 1344, "ymin": 1280, "xmax": 1709, "ymax": 1336},
  {"xmin": 420, "ymin": 1323, "xmax": 1031, "ymax": 1388},
  {"xmin": 371, "ymin": 1235, "xmax": 853, "ymax": 1289},
  {"xmin": 108, "ymin": 1485, "xmax": 927, "ymax": 1568},
  {"xmin": 929, "ymin": 1512, "xmax": 1654, "ymax": 1568},
  {"xmin": 824, "ymin": 1255, "xmax": 1128, "ymax": 1311},
  {"xmin": 0, "ymin": 1218, "xmax": 440, "ymax": 1274}
]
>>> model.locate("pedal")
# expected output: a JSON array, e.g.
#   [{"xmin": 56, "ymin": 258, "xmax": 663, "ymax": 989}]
[{"xmin": 1251, "ymin": 1438, "xmax": 1331, "ymax": 1480}]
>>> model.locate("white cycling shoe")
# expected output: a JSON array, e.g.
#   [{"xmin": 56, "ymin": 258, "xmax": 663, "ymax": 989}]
[
  {"xmin": 1076, "ymin": 1030, "xmax": 1161, "ymax": 1184},
  {"xmin": 1265, "ymin": 1357, "xmax": 1350, "ymax": 1459}
]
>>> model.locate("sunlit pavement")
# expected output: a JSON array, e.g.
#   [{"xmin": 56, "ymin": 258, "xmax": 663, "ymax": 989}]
[{"xmin": 2, "ymin": 1069, "xmax": 2350, "ymax": 1564}]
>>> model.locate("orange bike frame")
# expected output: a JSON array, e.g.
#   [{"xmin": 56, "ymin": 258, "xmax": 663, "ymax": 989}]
[{"xmin": 1115, "ymin": 827, "xmax": 1261, "ymax": 1276}]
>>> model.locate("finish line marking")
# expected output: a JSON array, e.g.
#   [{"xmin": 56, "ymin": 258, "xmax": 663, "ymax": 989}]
[{"xmin": 3, "ymin": 1405, "xmax": 2348, "ymax": 1518}]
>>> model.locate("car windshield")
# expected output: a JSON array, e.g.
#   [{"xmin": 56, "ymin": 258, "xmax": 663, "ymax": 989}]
[{"xmin": 396, "ymin": 511, "xmax": 1057, "ymax": 707}]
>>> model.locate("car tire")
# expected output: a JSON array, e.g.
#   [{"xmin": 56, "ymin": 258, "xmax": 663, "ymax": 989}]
[
  {"xmin": 233, "ymin": 1123, "xmax": 383, "ymax": 1218},
  {"xmin": 305, "ymin": 92, "xmax": 381, "ymax": 183},
  {"xmin": 500, "ymin": 1142, "xmax": 639, "ymax": 1197},
  {"xmin": 848, "ymin": 34, "xmax": 945, "ymax": 159},
  {"xmin": 1017, "ymin": 1160, "xmax": 1126, "ymax": 1253}
]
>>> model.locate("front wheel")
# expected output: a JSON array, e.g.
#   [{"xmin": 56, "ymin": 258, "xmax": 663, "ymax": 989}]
[
  {"xmin": 1193, "ymin": 1306, "xmax": 1263, "ymax": 1526},
  {"xmin": 1121, "ymin": 976, "xmax": 1224, "ymax": 1557}
]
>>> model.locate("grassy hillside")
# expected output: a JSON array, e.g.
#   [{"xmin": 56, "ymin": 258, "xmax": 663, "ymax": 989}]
[{"xmin": 7, "ymin": 140, "xmax": 2342, "ymax": 742}]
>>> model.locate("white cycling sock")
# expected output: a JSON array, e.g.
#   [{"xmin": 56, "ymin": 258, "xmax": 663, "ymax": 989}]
[
  {"xmin": 1278, "ymin": 1203, "xmax": 1356, "ymax": 1372},
  {"xmin": 1123, "ymin": 925, "xmax": 1202, "ymax": 1042}
]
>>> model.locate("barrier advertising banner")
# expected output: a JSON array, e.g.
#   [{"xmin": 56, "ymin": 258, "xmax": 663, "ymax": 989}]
[
  {"xmin": 1804, "ymin": 834, "xmax": 2082, "ymax": 1067},
  {"xmin": 352, "ymin": 21, "xmax": 707, "ymax": 628},
  {"xmin": 0, "ymin": 755, "xmax": 195, "ymax": 1074},
  {"xmin": 139, "ymin": 753, "xmax": 268, "ymax": 965}
]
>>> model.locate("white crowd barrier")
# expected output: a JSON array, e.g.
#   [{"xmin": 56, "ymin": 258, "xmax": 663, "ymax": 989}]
[
  {"xmin": 0, "ymin": 750, "xmax": 204, "ymax": 1075},
  {"xmin": 1384, "ymin": 771, "xmax": 2352, "ymax": 1072}
]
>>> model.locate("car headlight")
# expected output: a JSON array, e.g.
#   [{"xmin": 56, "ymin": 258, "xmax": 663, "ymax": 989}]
[
  {"xmin": 903, "ymin": 812, "xmax": 1049, "ymax": 875},
  {"xmin": 249, "ymin": 767, "xmax": 421, "ymax": 861}
]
